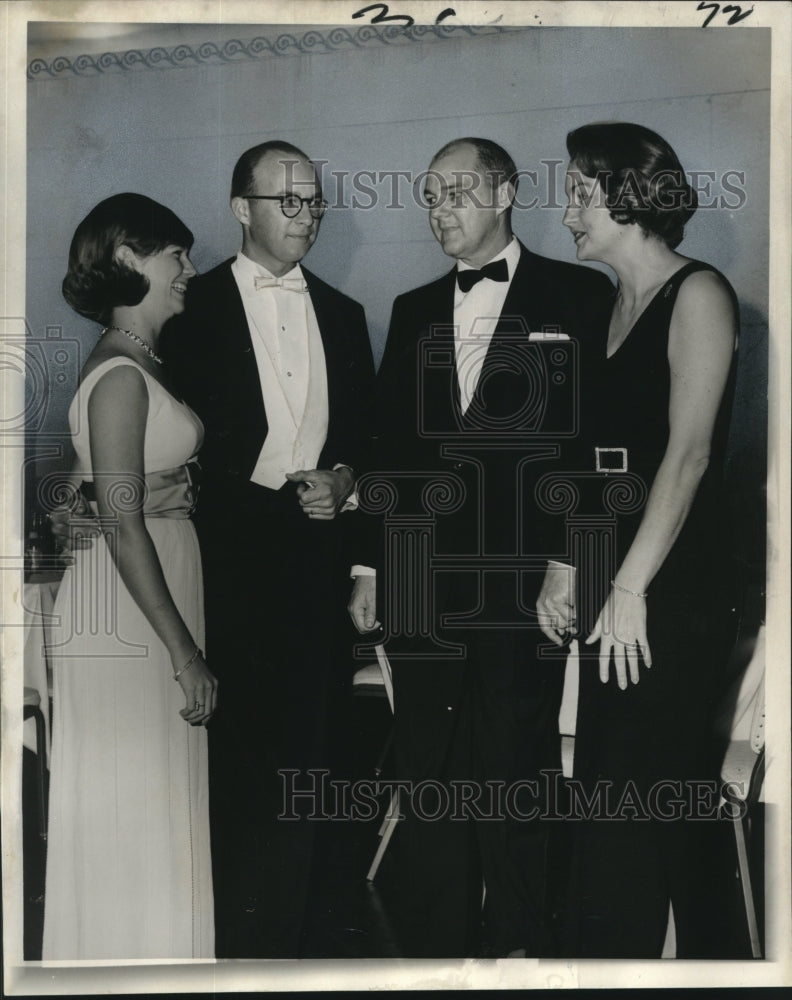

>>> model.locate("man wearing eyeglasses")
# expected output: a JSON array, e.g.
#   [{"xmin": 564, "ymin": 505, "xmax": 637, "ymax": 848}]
[{"xmin": 162, "ymin": 141, "xmax": 375, "ymax": 958}]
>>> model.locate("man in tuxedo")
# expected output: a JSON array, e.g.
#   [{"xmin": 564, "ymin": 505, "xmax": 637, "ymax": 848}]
[
  {"xmin": 349, "ymin": 138, "xmax": 612, "ymax": 957},
  {"xmin": 163, "ymin": 141, "xmax": 375, "ymax": 958}
]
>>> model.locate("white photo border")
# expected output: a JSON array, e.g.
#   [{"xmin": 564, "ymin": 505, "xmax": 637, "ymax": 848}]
[{"xmin": 2, "ymin": 0, "xmax": 790, "ymax": 993}]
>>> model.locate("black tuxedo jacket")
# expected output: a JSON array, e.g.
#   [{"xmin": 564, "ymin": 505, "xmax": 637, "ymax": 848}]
[
  {"xmin": 161, "ymin": 257, "xmax": 375, "ymax": 542},
  {"xmin": 371, "ymin": 241, "xmax": 613, "ymax": 612}
]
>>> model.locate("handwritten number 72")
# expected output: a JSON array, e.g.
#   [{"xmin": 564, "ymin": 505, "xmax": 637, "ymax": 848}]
[
  {"xmin": 352, "ymin": 4, "xmax": 456, "ymax": 28},
  {"xmin": 697, "ymin": 1, "xmax": 755, "ymax": 28}
]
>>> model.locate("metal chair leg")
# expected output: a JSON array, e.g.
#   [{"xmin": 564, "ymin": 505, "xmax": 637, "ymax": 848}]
[
  {"xmin": 374, "ymin": 720, "xmax": 395, "ymax": 779},
  {"xmin": 23, "ymin": 703, "xmax": 48, "ymax": 841},
  {"xmin": 733, "ymin": 813, "xmax": 761, "ymax": 958},
  {"xmin": 367, "ymin": 790, "xmax": 400, "ymax": 882}
]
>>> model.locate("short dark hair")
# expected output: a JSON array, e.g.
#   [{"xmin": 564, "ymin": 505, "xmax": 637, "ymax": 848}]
[
  {"xmin": 230, "ymin": 140, "xmax": 313, "ymax": 199},
  {"xmin": 431, "ymin": 137, "xmax": 519, "ymax": 198},
  {"xmin": 62, "ymin": 193, "xmax": 193, "ymax": 324},
  {"xmin": 565, "ymin": 121, "xmax": 697, "ymax": 249}
]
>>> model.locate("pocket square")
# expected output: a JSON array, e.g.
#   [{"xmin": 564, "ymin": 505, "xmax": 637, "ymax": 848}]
[{"xmin": 528, "ymin": 330, "xmax": 570, "ymax": 341}]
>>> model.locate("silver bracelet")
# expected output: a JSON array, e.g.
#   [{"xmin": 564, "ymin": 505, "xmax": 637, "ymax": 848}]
[
  {"xmin": 611, "ymin": 580, "xmax": 648, "ymax": 599},
  {"xmin": 174, "ymin": 645, "xmax": 202, "ymax": 681}
]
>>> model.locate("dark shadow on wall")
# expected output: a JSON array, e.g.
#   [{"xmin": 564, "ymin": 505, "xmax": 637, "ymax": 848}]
[{"xmin": 724, "ymin": 299, "xmax": 768, "ymax": 604}]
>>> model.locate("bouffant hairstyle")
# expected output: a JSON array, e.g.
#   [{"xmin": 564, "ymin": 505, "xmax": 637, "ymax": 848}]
[
  {"xmin": 565, "ymin": 122, "xmax": 697, "ymax": 249},
  {"xmin": 230, "ymin": 140, "xmax": 313, "ymax": 199},
  {"xmin": 62, "ymin": 193, "xmax": 194, "ymax": 323}
]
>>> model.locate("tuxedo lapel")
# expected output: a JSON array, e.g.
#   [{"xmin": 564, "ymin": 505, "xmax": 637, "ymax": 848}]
[
  {"xmin": 213, "ymin": 260, "xmax": 269, "ymax": 458},
  {"xmin": 424, "ymin": 269, "xmax": 461, "ymax": 422},
  {"xmin": 216, "ymin": 261, "xmax": 255, "ymax": 353},
  {"xmin": 428, "ymin": 268, "xmax": 458, "ymax": 332},
  {"xmin": 501, "ymin": 244, "xmax": 577, "ymax": 336},
  {"xmin": 493, "ymin": 243, "xmax": 536, "ymax": 337}
]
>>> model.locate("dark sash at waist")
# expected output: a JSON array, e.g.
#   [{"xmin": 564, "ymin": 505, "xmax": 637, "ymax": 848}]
[{"xmin": 80, "ymin": 461, "xmax": 201, "ymax": 519}]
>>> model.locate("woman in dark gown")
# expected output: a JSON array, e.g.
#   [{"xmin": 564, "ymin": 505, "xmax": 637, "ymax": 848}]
[{"xmin": 537, "ymin": 122, "xmax": 739, "ymax": 957}]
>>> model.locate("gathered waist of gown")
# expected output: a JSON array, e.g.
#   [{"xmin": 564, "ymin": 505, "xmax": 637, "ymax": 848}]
[{"xmin": 79, "ymin": 461, "xmax": 201, "ymax": 519}]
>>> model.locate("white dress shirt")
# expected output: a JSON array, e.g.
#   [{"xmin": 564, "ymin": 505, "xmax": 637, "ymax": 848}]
[
  {"xmin": 353, "ymin": 238, "xmax": 521, "ymax": 583},
  {"xmin": 231, "ymin": 252, "xmax": 329, "ymax": 489},
  {"xmin": 454, "ymin": 236, "xmax": 521, "ymax": 414}
]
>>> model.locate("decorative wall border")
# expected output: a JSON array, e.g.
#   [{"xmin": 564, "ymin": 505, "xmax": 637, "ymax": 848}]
[{"xmin": 27, "ymin": 23, "xmax": 510, "ymax": 81}]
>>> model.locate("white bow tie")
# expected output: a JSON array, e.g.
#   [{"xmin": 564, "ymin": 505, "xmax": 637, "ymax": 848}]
[{"xmin": 254, "ymin": 274, "xmax": 308, "ymax": 293}]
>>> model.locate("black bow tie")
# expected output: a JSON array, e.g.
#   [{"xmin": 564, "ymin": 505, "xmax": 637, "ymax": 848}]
[{"xmin": 456, "ymin": 258, "xmax": 509, "ymax": 293}]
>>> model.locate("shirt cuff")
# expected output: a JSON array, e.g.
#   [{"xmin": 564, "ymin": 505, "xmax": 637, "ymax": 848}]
[
  {"xmin": 351, "ymin": 566, "xmax": 376, "ymax": 578},
  {"xmin": 341, "ymin": 492, "xmax": 359, "ymax": 513},
  {"xmin": 334, "ymin": 463, "xmax": 357, "ymax": 512}
]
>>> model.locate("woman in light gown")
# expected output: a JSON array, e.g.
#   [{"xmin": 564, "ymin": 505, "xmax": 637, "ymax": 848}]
[{"xmin": 43, "ymin": 193, "xmax": 218, "ymax": 960}]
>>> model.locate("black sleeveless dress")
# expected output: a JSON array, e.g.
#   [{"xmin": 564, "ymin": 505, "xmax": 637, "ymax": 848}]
[{"xmin": 563, "ymin": 260, "xmax": 739, "ymax": 958}]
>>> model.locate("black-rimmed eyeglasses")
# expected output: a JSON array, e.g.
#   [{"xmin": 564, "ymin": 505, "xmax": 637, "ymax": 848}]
[{"xmin": 245, "ymin": 194, "xmax": 328, "ymax": 219}]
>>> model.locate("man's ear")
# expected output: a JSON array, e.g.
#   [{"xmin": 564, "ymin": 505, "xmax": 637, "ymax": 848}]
[
  {"xmin": 495, "ymin": 180, "xmax": 515, "ymax": 217},
  {"xmin": 231, "ymin": 196, "xmax": 251, "ymax": 227}
]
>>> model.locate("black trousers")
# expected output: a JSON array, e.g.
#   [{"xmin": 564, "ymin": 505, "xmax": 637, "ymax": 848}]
[
  {"xmin": 390, "ymin": 623, "xmax": 566, "ymax": 958},
  {"xmin": 198, "ymin": 483, "xmax": 346, "ymax": 958}
]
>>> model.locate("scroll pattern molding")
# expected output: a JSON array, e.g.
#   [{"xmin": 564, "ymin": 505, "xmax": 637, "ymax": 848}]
[{"xmin": 28, "ymin": 23, "xmax": 509, "ymax": 81}]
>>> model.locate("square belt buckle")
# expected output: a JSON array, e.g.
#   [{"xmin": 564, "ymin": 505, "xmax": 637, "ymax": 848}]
[{"xmin": 595, "ymin": 447, "xmax": 628, "ymax": 473}]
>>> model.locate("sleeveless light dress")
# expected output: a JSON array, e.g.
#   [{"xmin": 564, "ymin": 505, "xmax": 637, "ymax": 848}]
[{"xmin": 43, "ymin": 357, "xmax": 214, "ymax": 960}]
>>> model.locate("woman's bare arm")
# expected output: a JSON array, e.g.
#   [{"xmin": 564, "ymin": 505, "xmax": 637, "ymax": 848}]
[
  {"xmin": 588, "ymin": 269, "xmax": 737, "ymax": 687},
  {"xmin": 88, "ymin": 364, "xmax": 217, "ymax": 721}
]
